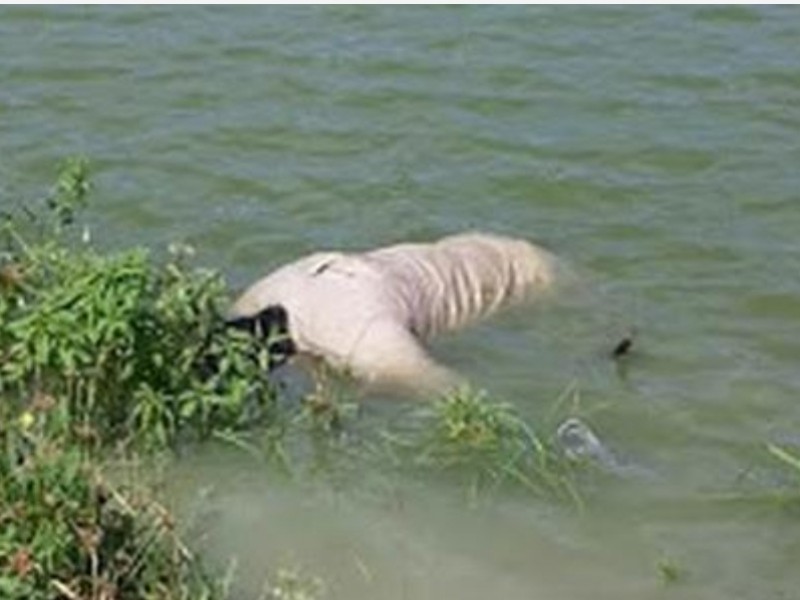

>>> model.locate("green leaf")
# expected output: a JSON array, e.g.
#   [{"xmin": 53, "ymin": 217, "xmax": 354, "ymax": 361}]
[{"xmin": 767, "ymin": 443, "xmax": 800, "ymax": 474}]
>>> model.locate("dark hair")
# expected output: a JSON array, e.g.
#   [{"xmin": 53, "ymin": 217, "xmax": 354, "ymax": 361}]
[{"xmin": 225, "ymin": 304, "xmax": 296, "ymax": 369}]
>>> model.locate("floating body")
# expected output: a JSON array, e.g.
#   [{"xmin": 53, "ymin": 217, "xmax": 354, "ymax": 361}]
[{"xmin": 229, "ymin": 232, "xmax": 559, "ymax": 395}]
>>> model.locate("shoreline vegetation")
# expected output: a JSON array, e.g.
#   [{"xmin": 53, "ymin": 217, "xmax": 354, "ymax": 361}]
[
  {"xmin": 0, "ymin": 160, "xmax": 578, "ymax": 599},
  {"xmin": 3, "ymin": 160, "xmax": 797, "ymax": 599}
]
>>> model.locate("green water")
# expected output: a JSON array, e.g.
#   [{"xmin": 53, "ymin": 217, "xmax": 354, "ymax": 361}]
[{"xmin": 3, "ymin": 6, "xmax": 800, "ymax": 598}]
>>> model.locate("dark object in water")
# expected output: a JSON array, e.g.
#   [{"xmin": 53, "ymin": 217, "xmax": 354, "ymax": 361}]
[
  {"xmin": 225, "ymin": 304, "xmax": 288, "ymax": 339},
  {"xmin": 612, "ymin": 331, "xmax": 635, "ymax": 359}
]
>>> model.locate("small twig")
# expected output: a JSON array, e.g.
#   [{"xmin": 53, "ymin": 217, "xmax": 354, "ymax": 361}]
[{"xmin": 51, "ymin": 579, "xmax": 80, "ymax": 600}]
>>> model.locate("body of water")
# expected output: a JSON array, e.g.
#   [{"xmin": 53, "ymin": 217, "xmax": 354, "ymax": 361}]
[{"xmin": 2, "ymin": 6, "xmax": 800, "ymax": 598}]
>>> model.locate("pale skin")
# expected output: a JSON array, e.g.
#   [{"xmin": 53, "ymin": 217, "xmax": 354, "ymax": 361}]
[{"xmin": 230, "ymin": 232, "xmax": 559, "ymax": 397}]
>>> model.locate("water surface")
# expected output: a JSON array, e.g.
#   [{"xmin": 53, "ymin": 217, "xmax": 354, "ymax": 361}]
[{"xmin": 2, "ymin": 6, "xmax": 800, "ymax": 598}]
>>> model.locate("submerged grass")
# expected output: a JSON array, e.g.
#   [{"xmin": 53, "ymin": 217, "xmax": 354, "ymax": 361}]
[
  {"xmin": 767, "ymin": 443, "xmax": 800, "ymax": 477},
  {"xmin": 381, "ymin": 387, "xmax": 583, "ymax": 507},
  {"xmin": 765, "ymin": 443, "xmax": 800, "ymax": 509}
]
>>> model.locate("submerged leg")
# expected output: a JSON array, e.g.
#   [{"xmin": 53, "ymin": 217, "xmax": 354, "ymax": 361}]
[{"xmin": 345, "ymin": 320, "xmax": 463, "ymax": 398}]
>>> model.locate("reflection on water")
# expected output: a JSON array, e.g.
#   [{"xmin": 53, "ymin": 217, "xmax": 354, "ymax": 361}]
[{"xmin": 3, "ymin": 5, "xmax": 800, "ymax": 598}]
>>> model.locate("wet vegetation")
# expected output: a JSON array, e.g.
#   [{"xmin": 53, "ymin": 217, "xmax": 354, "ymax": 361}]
[
  {"xmin": 766, "ymin": 443, "xmax": 800, "ymax": 507},
  {"xmin": 385, "ymin": 387, "xmax": 582, "ymax": 505}
]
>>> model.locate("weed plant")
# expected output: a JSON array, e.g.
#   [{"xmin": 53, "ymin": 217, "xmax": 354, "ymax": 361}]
[
  {"xmin": 386, "ymin": 387, "xmax": 581, "ymax": 506},
  {"xmin": 0, "ymin": 159, "xmax": 277, "ymax": 451},
  {"xmin": 0, "ymin": 159, "xmax": 276, "ymax": 599},
  {"xmin": 0, "ymin": 410, "xmax": 220, "ymax": 600}
]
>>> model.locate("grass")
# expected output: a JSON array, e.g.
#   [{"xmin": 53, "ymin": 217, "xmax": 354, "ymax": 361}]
[
  {"xmin": 0, "ymin": 410, "xmax": 219, "ymax": 600},
  {"xmin": 767, "ymin": 443, "xmax": 800, "ymax": 477},
  {"xmin": 383, "ymin": 387, "xmax": 583, "ymax": 507},
  {"xmin": 765, "ymin": 443, "xmax": 800, "ymax": 509}
]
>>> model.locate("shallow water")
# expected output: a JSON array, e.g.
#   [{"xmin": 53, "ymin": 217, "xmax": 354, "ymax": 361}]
[{"xmin": 3, "ymin": 6, "xmax": 800, "ymax": 598}]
